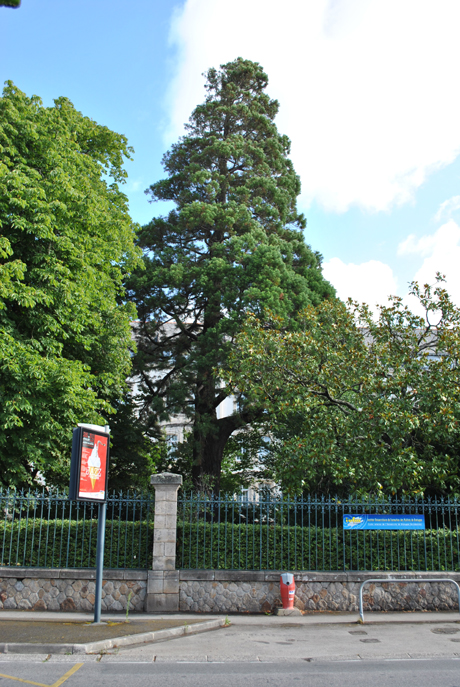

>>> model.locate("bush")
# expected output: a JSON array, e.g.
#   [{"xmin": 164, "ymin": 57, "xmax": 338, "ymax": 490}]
[
  {"xmin": 0, "ymin": 519, "xmax": 153, "ymax": 569},
  {"xmin": 3, "ymin": 517, "xmax": 459, "ymax": 573},
  {"xmin": 177, "ymin": 521, "xmax": 460, "ymax": 572}
]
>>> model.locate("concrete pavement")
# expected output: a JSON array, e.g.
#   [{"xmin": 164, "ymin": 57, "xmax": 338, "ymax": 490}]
[
  {"xmin": 0, "ymin": 610, "xmax": 460, "ymax": 663},
  {"xmin": 0, "ymin": 613, "xmax": 226, "ymax": 654}
]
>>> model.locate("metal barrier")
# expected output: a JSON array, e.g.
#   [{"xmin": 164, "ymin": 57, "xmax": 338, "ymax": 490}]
[
  {"xmin": 0, "ymin": 488, "xmax": 154, "ymax": 569},
  {"xmin": 3, "ymin": 487, "xmax": 460, "ymax": 573},
  {"xmin": 358, "ymin": 577, "xmax": 460, "ymax": 622},
  {"xmin": 178, "ymin": 492, "xmax": 460, "ymax": 572}
]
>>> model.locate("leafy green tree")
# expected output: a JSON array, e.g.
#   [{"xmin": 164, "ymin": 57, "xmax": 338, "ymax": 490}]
[
  {"xmin": 107, "ymin": 395, "xmax": 166, "ymax": 492},
  {"xmin": 0, "ymin": 82, "xmax": 141, "ymax": 488},
  {"xmin": 219, "ymin": 429, "xmax": 269, "ymax": 494},
  {"xmin": 226, "ymin": 276, "xmax": 460, "ymax": 496},
  {"xmin": 0, "ymin": 1, "xmax": 21, "ymax": 7},
  {"xmin": 127, "ymin": 58, "xmax": 334, "ymax": 491}
]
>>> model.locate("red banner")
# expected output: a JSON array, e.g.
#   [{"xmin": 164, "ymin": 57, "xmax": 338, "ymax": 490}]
[{"xmin": 77, "ymin": 431, "xmax": 108, "ymax": 500}]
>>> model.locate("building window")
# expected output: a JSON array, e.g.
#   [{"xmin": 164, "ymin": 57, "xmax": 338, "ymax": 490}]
[{"xmin": 166, "ymin": 433, "xmax": 178, "ymax": 454}]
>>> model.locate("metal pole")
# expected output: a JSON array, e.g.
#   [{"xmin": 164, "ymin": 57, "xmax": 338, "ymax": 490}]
[{"xmin": 93, "ymin": 500, "xmax": 107, "ymax": 624}]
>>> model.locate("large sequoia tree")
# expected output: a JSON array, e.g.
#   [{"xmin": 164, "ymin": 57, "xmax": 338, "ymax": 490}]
[{"xmin": 127, "ymin": 58, "xmax": 334, "ymax": 490}]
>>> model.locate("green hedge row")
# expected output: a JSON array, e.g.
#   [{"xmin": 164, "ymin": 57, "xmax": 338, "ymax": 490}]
[
  {"xmin": 177, "ymin": 522, "xmax": 460, "ymax": 572},
  {"xmin": 2, "ymin": 519, "xmax": 459, "ymax": 572},
  {"xmin": 0, "ymin": 519, "xmax": 154, "ymax": 569}
]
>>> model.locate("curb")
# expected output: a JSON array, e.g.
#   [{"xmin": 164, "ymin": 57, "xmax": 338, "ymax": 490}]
[{"xmin": 0, "ymin": 618, "xmax": 227, "ymax": 655}]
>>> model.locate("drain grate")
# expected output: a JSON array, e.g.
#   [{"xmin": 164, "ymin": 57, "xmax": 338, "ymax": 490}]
[{"xmin": 349, "ymin": 630, "xmax": 367, "ymax": 635}]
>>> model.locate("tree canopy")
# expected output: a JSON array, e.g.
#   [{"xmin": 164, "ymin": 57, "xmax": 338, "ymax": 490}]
[
  {"xmin": 0, "ymin": 82, "xmax": 141, "ymax": 488},
  {"xmin": 127, "ymin": 58, "xmax": 334, "ymax": 490},
  {"xmin": 226, "ymin": 277, "xmax": 460, "ymax": 496}
]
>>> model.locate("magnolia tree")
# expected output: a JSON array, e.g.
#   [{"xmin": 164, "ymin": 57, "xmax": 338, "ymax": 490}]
[{"xmin": 225, "ymin": 276, "xmax": 460, "ymax": 496}]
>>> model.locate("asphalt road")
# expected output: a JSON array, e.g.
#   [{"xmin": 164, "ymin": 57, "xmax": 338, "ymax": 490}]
[{"xmin": 1, "ymin": 658, "xmax": 460, "ymax": 687}]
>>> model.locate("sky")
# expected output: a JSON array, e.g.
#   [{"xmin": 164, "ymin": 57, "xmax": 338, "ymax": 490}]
[{"xmin": 2, "ymin": 0, "xmax": 460, "ymax": 310}]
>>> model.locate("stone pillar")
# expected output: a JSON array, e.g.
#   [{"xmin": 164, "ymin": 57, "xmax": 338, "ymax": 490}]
[{"xmin": 146, "ymin": 472, "xmax": 182, "ymax": 613}]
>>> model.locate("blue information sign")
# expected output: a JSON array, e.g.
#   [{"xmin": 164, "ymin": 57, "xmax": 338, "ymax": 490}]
[{"xmin": 343, "ymin": 514, "xmax": 425, "ymax": 530}]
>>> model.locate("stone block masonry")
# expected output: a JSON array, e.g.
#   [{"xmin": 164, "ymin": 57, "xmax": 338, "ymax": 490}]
[
  {"xmin": 146, "ymin": 472, "xmax": 182, "ymax": 612},
  {"xmin": 1, "ymin": 568, "xmax": 459, "ymax": 614},
  {"xmin": 0, "ymin": 568, "xmax": 146, "ymax": 612},
  {"xmin": 178, "ymin": 571, "xmax": 460, "ymax": 614}
]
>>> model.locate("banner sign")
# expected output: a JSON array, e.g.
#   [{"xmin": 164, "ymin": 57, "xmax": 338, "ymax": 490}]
[
  {"xmin": 69, "ymin": 426, "xmax": 109, "ymax": 502},
  {"xmin": 343, "ymin": 514, "xmax": 425, "ymax": 530}
]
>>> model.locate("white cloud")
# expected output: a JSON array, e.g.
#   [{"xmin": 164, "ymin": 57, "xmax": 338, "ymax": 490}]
[
  {"xmin": 434, "ymin": 195, "xmax": 460, "ymax": 223},
  {"xmin": 397, "ymin": 233, "xmax": 438, "ymax": 258},
  {"xmin": 323, "ymin": 220, "xmax": 460, "ymax": 316},
  {"xmin": 129, "ymin": 179, "xmax": 143, "ymax": 192},
  {"xmin": 397, "ymin": 220, "xmax": 460, "ymax": 305},
  {"xmin": 167, "ymin": 0, "xmax": 460, "ymax": 213},
  {"xmin": 322, "ymin": 257, "xmax": 397, "ymax": 306}
]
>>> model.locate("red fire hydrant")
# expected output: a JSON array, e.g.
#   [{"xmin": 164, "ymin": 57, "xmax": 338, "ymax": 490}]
[{"xmin": 280, "ymin": 572, "xmax": 295, "ymax": 609}]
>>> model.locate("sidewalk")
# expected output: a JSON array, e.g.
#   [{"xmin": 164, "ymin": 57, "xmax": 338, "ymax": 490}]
[
  {"xmin": 1, "ymin": 609, "xmax": 459, "ymax": 623},
  {"xmin": 1, "ymin": 610, "xmax": 460, "ymax": 661},
  {"xmin": 0, "ymin": 612, "xmax": 226, "ymax": 655}
]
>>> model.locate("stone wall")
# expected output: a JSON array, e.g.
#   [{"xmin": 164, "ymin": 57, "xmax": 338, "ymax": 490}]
[
  {"xmin": 178, "ymin": 571, "xmax": 460, "ymax": 614},
  {"xmin": 0, "ymin": 568, "xmax": 146, "ymax": 613},
  {"xmin": 1, "ymin": 568, "xmax": 459, "ymax": 614}
]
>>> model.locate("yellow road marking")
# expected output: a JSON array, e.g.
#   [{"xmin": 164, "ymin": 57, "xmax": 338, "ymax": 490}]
[
  {"xmin": 0, "ymin": 662, "xmax": 83, "ymax": 687},
  {"xmin": 51, "ymin": 663, "xmax": 84, "ymax": 687},
  {"xmin": 0, "ymin": 675, "xmax": 48, "ymax": 687}
]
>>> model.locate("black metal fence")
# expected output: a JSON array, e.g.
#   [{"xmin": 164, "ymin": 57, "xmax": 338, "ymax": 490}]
[
  {"xmin": 0, "ymin": 488, "xmax": 154, "ymax": 569},
  {"xmin": 2, "ymin": 489, "xmax": 460, "ymax": 572},
  {"xmin": 177, "ymin": 492, "xmax": 460, "ymax": 572}
]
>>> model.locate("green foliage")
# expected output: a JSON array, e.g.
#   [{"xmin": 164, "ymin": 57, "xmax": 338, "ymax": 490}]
[
  {"xmin": 127, "ymin": 58, "xmax": 334, "ymax": 489},
  {"xmin": 1, "ymin": 519, "xmax": 153, "ymax": 569},
  {"xmin": 226, "ymin": 276, "xmax": 460, "ymax": 495},
  {"xmin": 108, "ymin": 396, "xmax": 165, "ymax": 491},
  {"xmin": 0, "ymin": 82, "xmax": 142, "ymax": 488},
  {"xmin": 0, "ymin": 0, "xmax": 21, "ymax": 7},
  {"xmin": 219, "ymin": 430, "xmax": 269, "ymax": 493},
  {"xmin": 177, "ymin": 521, "xmax": 460, "ymax": 572}
]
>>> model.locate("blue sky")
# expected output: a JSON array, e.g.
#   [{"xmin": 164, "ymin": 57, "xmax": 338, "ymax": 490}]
[{"xmin": 3, "ymin": 0, "xmax": 460, "ymax": 308}]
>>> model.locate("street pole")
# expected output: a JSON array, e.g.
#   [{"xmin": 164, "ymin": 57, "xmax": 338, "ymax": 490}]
[
  {"xmin": 93, "ymin": 423, "xmax": 110, "ymax": 625},
  {"xmin": 93, "ymin": 499, "xmax": 107, "ymax": 624}
]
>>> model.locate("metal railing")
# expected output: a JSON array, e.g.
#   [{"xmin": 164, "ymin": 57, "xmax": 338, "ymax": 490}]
[
  {"xmin": 177, "ymin": 492, "xmax": 460, "ymax": 572},
  {"xmin": 3, "ymin": 489, "xmax": 460, "ymax": 573},
  {"xmin": 358, "ymin": 577, "xmax": 460, "ymax": 622},
  {"xmin": 0, "ymin": 488, "xmax": 155, "ymax": 569}
]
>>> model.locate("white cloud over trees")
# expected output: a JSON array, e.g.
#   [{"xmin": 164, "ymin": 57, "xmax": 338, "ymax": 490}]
[
  {"xmin": 322, "ymin": 257, "xmax": 397, "ymax": 306},
  {"xmin": 324, "ymin": 218, "xmax": 460, "ymax": 308},
  {"xmin": 398, "ymin": 220, "xmax": 460, "ymax": 305}
]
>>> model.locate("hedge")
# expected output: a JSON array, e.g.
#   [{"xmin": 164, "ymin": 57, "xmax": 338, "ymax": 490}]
[
  {"xmin": 177, "ymin": 522, "xmax": 460, "ymax": 572},
  {"xmin": 2, "ymin": 519, "xmax": 459, "ymax": 572},
  {"xmin": 0, "ymin": 519, "xmax": 153, "ymax": 569}
]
